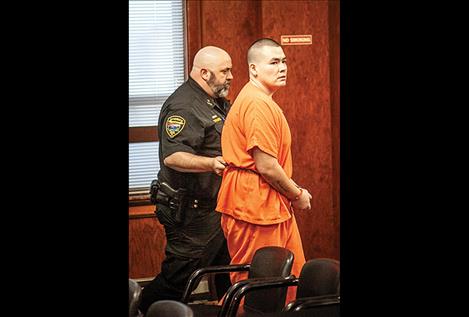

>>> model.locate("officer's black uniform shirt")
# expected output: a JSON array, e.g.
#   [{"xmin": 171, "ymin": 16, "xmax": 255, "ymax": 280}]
[{"xmin": 157, "ymin": 77, "xmax": 229, "ymax": 201}]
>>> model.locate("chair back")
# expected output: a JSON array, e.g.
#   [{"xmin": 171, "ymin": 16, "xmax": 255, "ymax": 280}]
[
  {"xmin": 146, "ymin": 300, "xmax": 194, "ymax": 317},
  {"xmin": 244, "ymin": 246, "xmax": 294, "ymax": 313},
  {"xmin": 296, "ymin": 258, "xmax": 340, "ymax": 298},
  {"xmin": 129, "ymin": 279, "xmax": 142, "ymax": 317}
]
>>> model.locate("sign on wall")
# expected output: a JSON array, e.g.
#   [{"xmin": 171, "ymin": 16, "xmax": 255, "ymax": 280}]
[{"xmin": 280, "ymin": 35, "xmax": 312, "ymax": 45}]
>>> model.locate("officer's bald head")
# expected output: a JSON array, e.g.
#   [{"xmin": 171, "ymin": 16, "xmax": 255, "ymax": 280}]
[
  {"xmin": 247, "ymin": 38, "xmax": 282, "ymax": 65},
  {"xmin": 190, "ymin": 46, "xmax": 233, "ymax": 98},
  {"xmin": 192, "ymin": 46, "xmax": 231, "ymax": 71}
]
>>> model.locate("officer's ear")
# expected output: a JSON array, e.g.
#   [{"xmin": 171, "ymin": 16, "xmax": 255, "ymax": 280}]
[{"xmin": 201, "ymin": 68, "xmax": 211, "ymax": 81}]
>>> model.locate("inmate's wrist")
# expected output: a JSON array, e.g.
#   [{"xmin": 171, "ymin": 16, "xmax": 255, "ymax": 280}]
[{"xmin": 288, "ymin": 187, "xmax": 303, "ymax": 201}]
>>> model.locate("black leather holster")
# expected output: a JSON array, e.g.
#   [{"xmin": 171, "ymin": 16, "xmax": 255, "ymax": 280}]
[{"xmin": 150, "ymin": 179, "xmax": 187, "ymax": 224}]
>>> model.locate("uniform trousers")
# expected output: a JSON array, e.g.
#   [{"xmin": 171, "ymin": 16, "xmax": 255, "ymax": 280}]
[{"xmin": 139, "ymin": 203, "xmax": 231, "ymax": 314}]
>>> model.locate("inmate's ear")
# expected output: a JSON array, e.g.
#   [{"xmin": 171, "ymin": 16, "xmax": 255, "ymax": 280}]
[{"xmin": 249, "ymin": 64, "xmax": 257, "ymax": 77}]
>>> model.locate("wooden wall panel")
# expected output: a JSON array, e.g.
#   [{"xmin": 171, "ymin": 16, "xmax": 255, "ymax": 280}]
[
  {"xmin": 129, "ymin": 206, "xmax": 166, "ymax": 278},
  {"xmin": 186, "ymin": 0, "xmax": 202, "ymax": 75},
  {"xmin": 329, "ymin": 0, "xmax": 340, "ymax": 259},
  {"xmin": 259, "ymin": 1, "xmax": 339, "ymax": 260},
  {"xmin": 186, "ymin": 0, "xmax": 261, "ymax": 103}
]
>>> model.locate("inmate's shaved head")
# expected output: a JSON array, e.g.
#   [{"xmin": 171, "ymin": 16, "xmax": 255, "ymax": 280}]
[{"xmin": 247, "ymin": 38, "xmax": 282, "ymax": 65}]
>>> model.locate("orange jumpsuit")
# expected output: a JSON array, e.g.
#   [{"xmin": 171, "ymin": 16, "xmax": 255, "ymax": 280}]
[{"xmin": 216, "ymin": 81, "xmax": 306, "ymax": 304}]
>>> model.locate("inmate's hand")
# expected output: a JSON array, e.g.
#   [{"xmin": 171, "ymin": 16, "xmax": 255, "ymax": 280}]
[
  {"xmin": 212, "ymin": 156, "xmax": 227, "ymax": 176},
  {"xmin": 291, "ymin": 188, "xmax": 312, "ymax": 211}
]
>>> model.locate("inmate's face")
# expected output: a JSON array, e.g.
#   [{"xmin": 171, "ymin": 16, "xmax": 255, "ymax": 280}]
[
  {"xmin": 254, "ymin": 46, "xmax": 287, "ymax": 91},
  {"xmin": 207, "ymin": 57, "xmax": 233, "ymax": 98}
]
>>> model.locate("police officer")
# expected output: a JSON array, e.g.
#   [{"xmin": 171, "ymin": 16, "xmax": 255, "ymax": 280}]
[{"xmin": 139, "ymin": 46, "xmax": 233, "ymax": 314}]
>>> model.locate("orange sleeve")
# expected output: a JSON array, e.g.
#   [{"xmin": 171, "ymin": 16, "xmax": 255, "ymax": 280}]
[{"xmin": 245, "ymin": 99, "xmax": 280, "ymax": 159}]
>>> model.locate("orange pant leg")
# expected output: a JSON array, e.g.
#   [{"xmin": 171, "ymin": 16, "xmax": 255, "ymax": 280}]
[
  {"xmin": 283, "ymin": 213, "xmax": 306, "ymax": 304},
  {"xmin": 220, "ymin": 213, "xmax": 306, "ymax": 305}
]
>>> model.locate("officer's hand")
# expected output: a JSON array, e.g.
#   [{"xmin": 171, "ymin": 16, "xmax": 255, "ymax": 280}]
[
  {"xmin": 291, "ymin": 188, "xmax": 312, "ymax": 211},
  {"xmin": 212, "ymin": 156, "xmax": 227, "ymax": 176}
]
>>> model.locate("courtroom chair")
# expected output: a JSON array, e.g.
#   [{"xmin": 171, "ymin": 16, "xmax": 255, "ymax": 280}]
[
  {"xmin": 224, "ymin": 258, "xmax": 340, "ymax": 317},
  {"xmin": 284, "ymin": 258, "xmax": 339, "ymax": 311},
  {"xmin": 181, "ymin": 246, "xmax": 295, "ymax": 317},
  {"xmin": 129, "ymin": 278, "xmax": 143, "ymax": 317},
  {"xmin": 146, "ymin": 300, "xmax": 194, "ymax": 317},
  {"xmin": 286, "ymin": 294, "xmax": 340, "ymax": 315}
]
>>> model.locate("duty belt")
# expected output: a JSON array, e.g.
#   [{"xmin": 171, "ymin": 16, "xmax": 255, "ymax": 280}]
[
  {"xmin": 185, "ymin": 196, "xmax": 217, "ymax": 209},
  {"xmin": 150, "ymin": 179, "xmax": 215, "ymax": 211}
]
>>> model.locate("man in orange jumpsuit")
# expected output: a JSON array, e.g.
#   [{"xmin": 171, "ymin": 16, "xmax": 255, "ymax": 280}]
[{"xmin": 216, "ymin": 38, "xmax": 312, "ymax": 304}]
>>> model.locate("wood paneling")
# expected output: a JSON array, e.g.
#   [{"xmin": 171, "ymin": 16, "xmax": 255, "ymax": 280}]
[
  {"xmin": 129, "ymin": 205, "xmax": 165, "ymax": 278},
  {"xmin": 186, "ymin": 0, "xmax": 261, "ymax": 103},
  {"xmin": 186, "ymin": 0, "xmax": 202, "ymax": 76},
  {"xmin": 329, "ymin": 0, "xmax": 340, "ymax": 258},
  {"xmin": 129, "ymin": 0, "xmax": 340, "ymax": 279},
  {"xmin": 259, "ymin": 0, "xmax": 339, "ymax": 260},
  {"xmin": 129, "ymin": 126, "xmax": 158, "ymax": 143}
]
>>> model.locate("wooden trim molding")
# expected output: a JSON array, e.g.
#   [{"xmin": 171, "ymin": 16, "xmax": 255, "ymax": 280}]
[
  {"xmin": 129, "ymin": 212, "xmax": 156, "ymax": 219},
  {"xmin": 129, "ymin": 190, "xmax": 152, "ymax": 208},
  {"xmin": 186, "ymin": 0, "xmax": 202, "ymax": 71},
  {"xmin": 129, "ymin": 204, "xmax": 157, "ymax": 218},
  {"xmin": 129, "ymin": 126, "xmax": 158, "ymax": 143}
]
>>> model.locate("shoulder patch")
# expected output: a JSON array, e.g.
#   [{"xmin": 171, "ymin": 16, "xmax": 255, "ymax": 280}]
[{"xmin": 165, "ymin": 115, "xmax": 186, "ymax": 138}]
